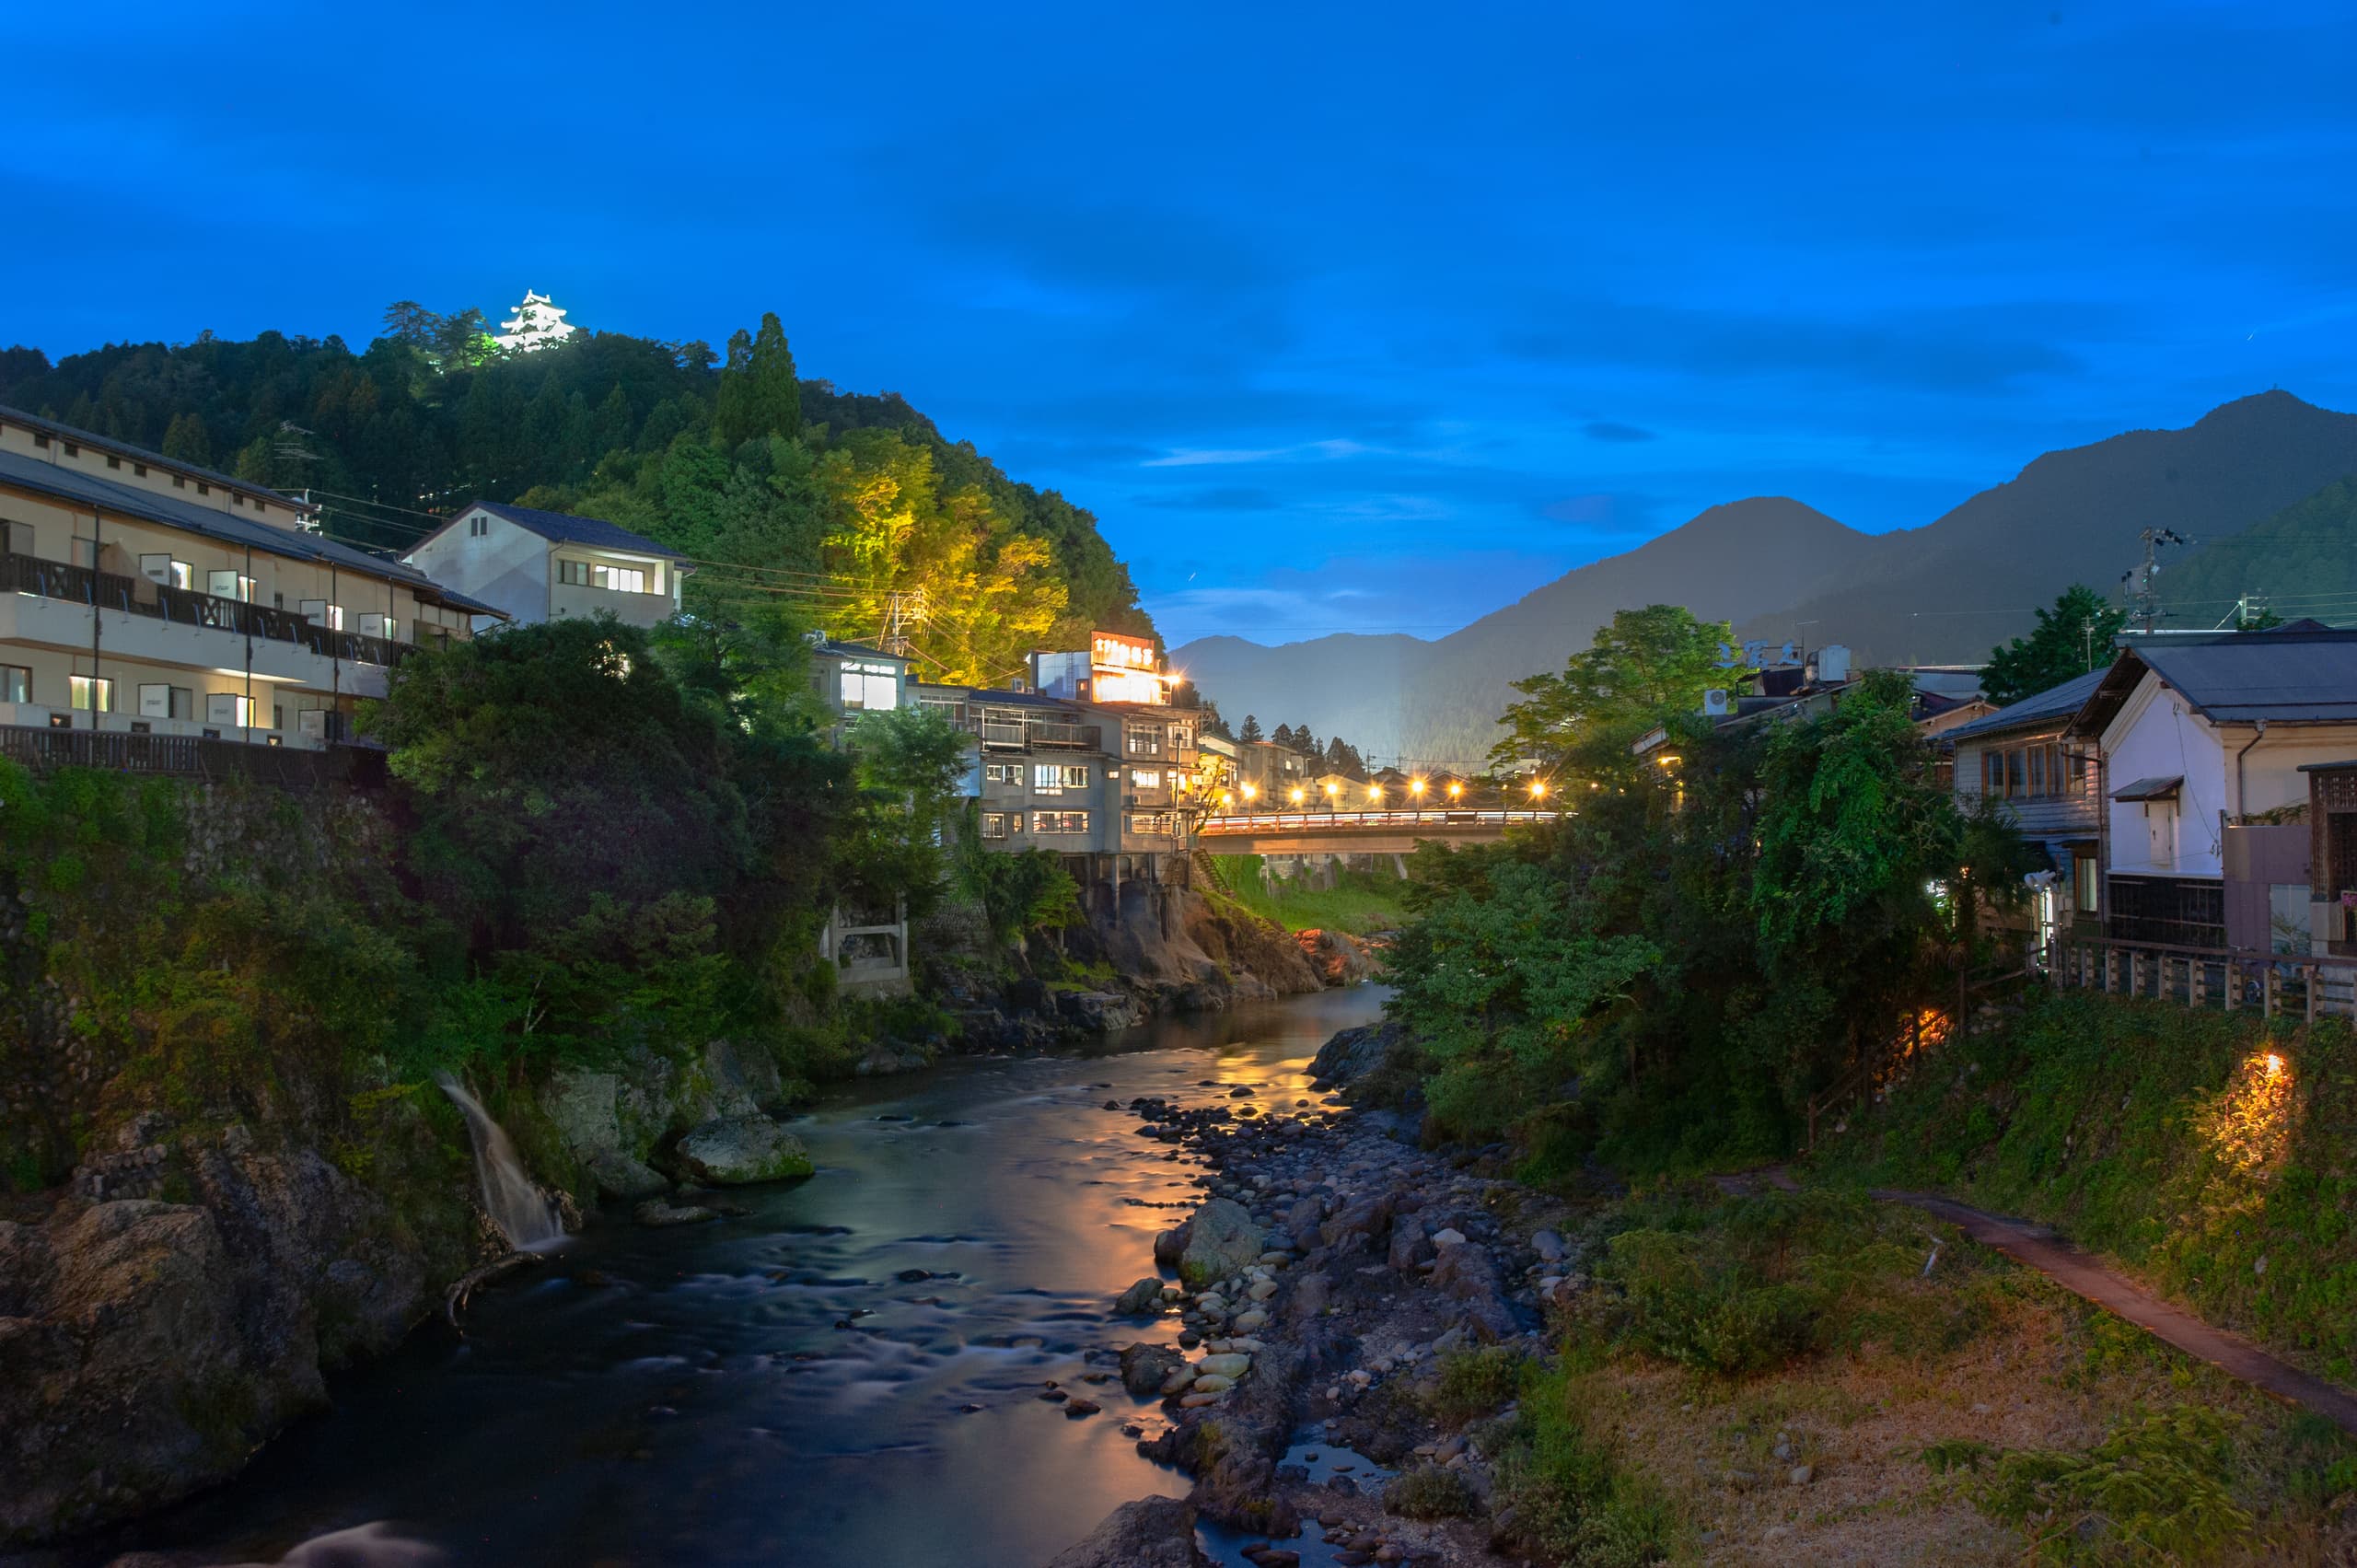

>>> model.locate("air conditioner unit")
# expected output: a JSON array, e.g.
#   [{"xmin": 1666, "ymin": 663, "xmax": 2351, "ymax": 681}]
[{"xmin": 1701, "ymin": 688, "xmax": 1731, "ymax": 716}]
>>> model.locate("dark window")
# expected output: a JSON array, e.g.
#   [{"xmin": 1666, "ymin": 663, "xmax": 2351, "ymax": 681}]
[
  {"xmin": 134, "ymin": 462, "xmax": 147, "ymax": 477},
  {"xmin": 196, "ymin": 482, "xmax": 209, "ymax": 496},
  {"xmin": 62, "ymin": 442, "xmax": 78, "ymax": 457},
  {"xmin": 0, "ymin": 664, "xmax": 29, "ymax": 703},
  {"xmin": 172, "ymin": 475, "xmax": 186, "ymax": 489},
  {"xmin": 105, "ymin": 454, "xmax": 121, "ymax": 470},
  {"xmin": 31, "ymin": 433, "xmax": 48, "ymax": 448},
  {"xmin": 2028, "ymin": 747, "xmax": 2045, "ymax": 796}
]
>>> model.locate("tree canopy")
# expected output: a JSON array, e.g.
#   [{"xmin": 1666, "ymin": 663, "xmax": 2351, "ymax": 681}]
[
  {"xmin": 1491, "ymin": 604, "xmax": 1743, "ymax": 777},
  {"xmin": 1981, "ymin": 584, "xmax": 2125, "ymax": 706}
]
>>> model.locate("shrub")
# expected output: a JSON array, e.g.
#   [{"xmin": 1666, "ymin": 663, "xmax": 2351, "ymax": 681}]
[
  {"xmin": 1426, "ymin": 1345, "xmax": 1525, "ymax": 1427},
  {"xmin": 1967, "ymin": 1402, "xmax": 2252, "ymax": 1565},
  {"xmin": 1495, "ymin": 1365, "xmax": 1677, "ymax": 1566},
  {"xmin": 1383, "ymin": 1465, "xmax": 1480, "ymax": 1519}
]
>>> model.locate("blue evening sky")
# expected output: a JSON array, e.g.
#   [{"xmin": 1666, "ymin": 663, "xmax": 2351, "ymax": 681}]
[{"xmin": 8, "ymin": 1, "xmax": 2355, "ymax": 646}]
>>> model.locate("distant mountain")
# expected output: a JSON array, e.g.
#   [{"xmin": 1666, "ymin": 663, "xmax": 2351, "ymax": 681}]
[
  {"xmin": 1733, "ymin": 390, "xmax": 2357, "ymax": 665},
  {"xmin": 1176, "ymin": 497, "xmax": 1872, "ymax": 766},
  {"xmin": 1178, "ymin": 391, "xmax": 2357, "ymax": 767},
  {"xmin": 2154, "ymin": 474, "xmax": 2357, "ymax": 627}
]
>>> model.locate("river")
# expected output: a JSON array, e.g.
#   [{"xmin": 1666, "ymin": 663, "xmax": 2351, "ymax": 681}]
[{"xmin": 85, "ymin": 986, "xmax": 1388, "ymax": 1568}]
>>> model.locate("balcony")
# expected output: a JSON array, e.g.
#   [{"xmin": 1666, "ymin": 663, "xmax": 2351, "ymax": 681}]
[
  {"xmin": 0, "ymin": 722, "xmax": 387, "ymax": 786},
  {"xmin": 1, "ymin": 549, "xmax": 413, "ymax": 674}
]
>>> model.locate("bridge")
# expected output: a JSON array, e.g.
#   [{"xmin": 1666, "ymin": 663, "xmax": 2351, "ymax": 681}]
[{"xmin": 1190, "ymin": 808, "xmax": 1561, "ymax": 855}]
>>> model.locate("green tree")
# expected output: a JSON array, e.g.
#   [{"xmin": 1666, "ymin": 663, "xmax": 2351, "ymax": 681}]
[
  {"xmin": 161, "ymin": 411, "xmax": 213, "ymax": 465},
  {"xmin": 837, "ymin": 706, "xmax": 969, "ymax": 920},
  {"xmin": 1492, "ymin": 604, "xmax": 1738, "ymax": 777},
  {"xmin": 1239, "ymin": 714, "xmax": 1264, "ymax": 743},
  {"xmin": 714, "ymin": 313, "xmax": 802, "ymax": 451},
  {"xmin": 1981, "ymin": 585, "xmax": 2125, "ymax": 706}
]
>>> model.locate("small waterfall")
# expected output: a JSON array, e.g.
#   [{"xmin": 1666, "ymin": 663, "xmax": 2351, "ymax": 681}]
[{"xmin": 435, "ymin": 1073, "xmax": 566, "ymax": 1250}]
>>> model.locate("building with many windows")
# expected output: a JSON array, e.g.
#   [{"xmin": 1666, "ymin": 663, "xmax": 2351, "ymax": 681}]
[
  {"xmin": 404, "ymin": 501, "xmax": 686, "ymax": 631},
  {"xmin": 0, "ymin": 406, "xmax": 501, "ymax": 749}
]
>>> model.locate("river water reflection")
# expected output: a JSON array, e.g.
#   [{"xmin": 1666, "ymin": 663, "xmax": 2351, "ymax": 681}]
[{"xmin": 97, "ymin": 985, "xmax": 1388, "ymax": 1568}]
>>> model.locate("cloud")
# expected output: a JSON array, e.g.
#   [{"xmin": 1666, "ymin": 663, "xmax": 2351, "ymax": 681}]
[
  {"xmin": 1583, "ymin": 420, "xmax": 1656, "ymax": 443},
  {"xmin": 1502, "ymin": 301, "xmax": 2086, "ymax": 393},
  {"xmin": 1142, "ymin": 437, "xmax": 1378, "ymax": 469},
  {"xmin": 1132, "ymin": 486, "xmax": 1283, "ymax": 512}
]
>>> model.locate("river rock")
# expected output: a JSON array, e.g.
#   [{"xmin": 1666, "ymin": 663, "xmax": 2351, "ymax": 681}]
[
  {"xmin": 1306, "ymin": 1020, "xmax": 1407, "ymax": 1085},
  {"xmin": 1197, "ymin": 1353, "xmax": 1251, "ymax": 1379},
  {"xmin": 1387, "ymin": 1215, "xmax": 1434, "ymax": 1272},
  {"xmin": 1192, "ymin": 1373, "xmax": 1236, "ymax": 1394},
  {"xmin": 672, "ymin": 1118, "xmax": 813, "ymax": 1185},
  {"xmin": 584, "ymin": 1150, "xmax": 670, "ymax": 1201},
  {"xmin": 1231, "ymin": 1307, "xmax": 1271, "ymax": 1332},
  {"xmin": 1154, "ymin": 1218, "xmax": 1193, "ymax": 1269},
  {"xmin": 1045, "ymin": 1495, "xmax": 1213, "ymax": 1568},
  {"xmin": 1179, "ymin": 1199, "xmax": 1264, "ymax": 1287},
  {"xmin": 1120, "ymin": 1342, "xmax": 1187, "ymax": 1396},
  {"xmin": 633, "ymin": 1198, "xmax": 719, "ymax": 1227},
  {"xmin": 1115, "ymin": 1276, "xmax": 1167, "ymax": 1316}
]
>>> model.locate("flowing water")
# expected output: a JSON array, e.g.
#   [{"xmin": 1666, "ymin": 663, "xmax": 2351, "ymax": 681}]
[
  {"xmin": 87, "ymin": 987, "xmax": 1387, "ymax": 1568},
  {"xmin": 435, "ymin": 1074, "xmax": 567, "ymax": 1252}
]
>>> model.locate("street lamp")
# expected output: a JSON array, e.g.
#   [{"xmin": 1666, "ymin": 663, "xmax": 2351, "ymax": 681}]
[
  {"xmin": 1241, "ymin": 782, "xmax": 1258, "ymax": 813},
  {"xmin": 1410, "ymin": 777, "xmax": 1426, "ymax": 798},
  {"xmin": 1289, "ymin": 786, "xmax": 1305, "ymax": 807},
  {"xmin": 1529, "ymin": 780, "xmax": 1549, "ymax": 800},
  {"xmin": 1368, "ymin": 784, "xmax": 1383, "ymax": 804},
  {"xmin": 1447, "ymin": 781, "xmax": 1462, "ymax": 801}
]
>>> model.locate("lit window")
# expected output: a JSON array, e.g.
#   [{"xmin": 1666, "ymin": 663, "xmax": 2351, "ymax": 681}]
[
  {"xmin": 205, "ymin": 692, "xmax": 254, "ymax": 726},
  {"xmin": 70, "ymin": 675, "xmax": 114, "ymax": 712},
  {"xmin": 1033, "ymin": 762, "xmax": 1089, "ymax": 794},
  {"xmin": 839, "ymin": 669, "xmax": 900, "ymax": 711},
  {"xmin": 1132, "ymin": 769, "xmax": 1163, "ymax": 789},
  {"xmin": 593, "ymin": 563, "xmax": 647, "ymax": 594},
  {"xmin": 1034, "ymin": 810, "xmax": 1089, "ymax": 835}
]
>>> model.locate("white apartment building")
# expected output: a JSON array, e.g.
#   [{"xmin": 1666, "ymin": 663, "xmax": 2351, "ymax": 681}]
[
  {"xmin": 405, "ymin": 501, "xmax": 686, "ymax": 632},
  {"xmin": 0, "ymin": 405, "xmax": 501, "ymax": 749}
]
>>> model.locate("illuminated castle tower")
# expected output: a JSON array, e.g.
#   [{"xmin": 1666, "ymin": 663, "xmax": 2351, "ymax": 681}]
[{"xmin": 494, "ymin": 290, "xmax": 577, "ymax": 353}]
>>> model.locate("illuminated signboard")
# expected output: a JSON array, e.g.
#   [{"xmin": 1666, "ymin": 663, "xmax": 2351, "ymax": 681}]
[{"xmin": 1093, "ymin": 632, "xmax": 1157, "ymax": 672}]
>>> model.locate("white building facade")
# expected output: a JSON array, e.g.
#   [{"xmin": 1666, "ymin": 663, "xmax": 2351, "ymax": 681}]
[{"xmin": 405, "ymin": 501, "xmax": 685, "ymax": 632}]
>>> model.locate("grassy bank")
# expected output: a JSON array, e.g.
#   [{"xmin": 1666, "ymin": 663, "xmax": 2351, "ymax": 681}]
[
  {"xmin": 1814, "ymin": 993, "xmax": 2357, "ymax": 1383},
  {"xmin": 1511, "ymin": 1180, "xmax": 2357, "ymax": 1564},
  {"xmin": 1211, "ymin": 854, "xmax": 1410, "ymax": 935}
]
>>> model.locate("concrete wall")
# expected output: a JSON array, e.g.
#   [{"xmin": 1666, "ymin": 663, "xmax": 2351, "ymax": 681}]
[{"xmin": 406, "ymin": 509, "xmax": 549, "ymax": 630}]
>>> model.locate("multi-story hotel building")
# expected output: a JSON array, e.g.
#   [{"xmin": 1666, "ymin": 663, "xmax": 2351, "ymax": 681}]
[{"xmin": 0, "ymin": 406, "xmax": 501, "ymax": 749}]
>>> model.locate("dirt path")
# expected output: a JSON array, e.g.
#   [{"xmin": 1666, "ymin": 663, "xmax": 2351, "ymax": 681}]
[{"xmin": 1716, "ymin": 1166, "xmax": 2357, "ymax": 1435}]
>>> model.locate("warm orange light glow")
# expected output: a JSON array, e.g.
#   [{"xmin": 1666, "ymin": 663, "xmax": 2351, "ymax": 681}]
[
  {"xmin": 1325, "ymin": 782, "xmax": 1340, "ymax": 797},
  {"xmin": 1290, "ymin": 787, "xmax": 1305, "ymax": 805},
  {"xmin": 1447, "ymin": 782, "xmax": 1462, "ymax": 799},
  {"xmin": 2264, "ymin": 1051, "xmax": 2286, "ymax": 1078},
  {"xmin": 1528, "ymin": 780, "xmax": 1548, "ymax": 799},
  {"xmin": 1241, "ymin": 783, "xmax": 1257, "ymax": 800},
  {"xmin": 1219, "ymin": 791, "xmax": 1233, "ymax": 806},
  {"xmin": 1411, "ymin": 778, "xmax": 1426, "ymax": 796}
]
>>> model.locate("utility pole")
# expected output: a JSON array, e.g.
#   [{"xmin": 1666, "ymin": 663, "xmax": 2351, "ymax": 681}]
[{"xmin": 2119, "ymin": 528, "xmax": 2187, "ymax": 634}]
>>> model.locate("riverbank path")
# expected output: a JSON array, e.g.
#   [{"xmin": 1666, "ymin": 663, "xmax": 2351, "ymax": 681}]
[{"xmin": 1717, "ymin": 1167, "xmax": 2357, "ymax": 1437}]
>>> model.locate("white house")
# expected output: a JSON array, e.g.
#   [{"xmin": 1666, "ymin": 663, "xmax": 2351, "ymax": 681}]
[
  {"xmin": 405, "ymin": 501, "xmax": 686, "ymax": 632},
  {"xmin": 2071, "ymin": 626, "xmax": 2357, "ymax": 949}
]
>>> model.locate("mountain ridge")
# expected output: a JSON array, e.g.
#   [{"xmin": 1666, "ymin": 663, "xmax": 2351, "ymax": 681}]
[{"xmin": 1178, "ymin": 390, "xmax": 2357, "ymax": 765}]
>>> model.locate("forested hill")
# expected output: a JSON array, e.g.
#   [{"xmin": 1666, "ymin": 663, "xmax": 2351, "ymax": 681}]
[{"xmin": 0, "ymin": 308, "xmax": 1150, "ymax": 683}]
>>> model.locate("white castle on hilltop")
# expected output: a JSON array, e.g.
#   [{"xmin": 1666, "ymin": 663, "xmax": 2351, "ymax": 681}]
[{"xmin": 494, "ymin": 289, "xmax": 577, "ymax": 353}]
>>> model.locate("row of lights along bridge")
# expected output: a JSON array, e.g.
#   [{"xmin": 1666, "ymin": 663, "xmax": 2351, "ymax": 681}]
[{"xmin": 1209, "ymin": 777, "xmax": 1553, "ymax": 811}]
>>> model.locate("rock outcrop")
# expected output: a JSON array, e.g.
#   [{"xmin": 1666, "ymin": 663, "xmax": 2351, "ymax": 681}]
[
  {"xmin": 1178, "ymin": 1197, "xmax": 1264, "ymax": 1287},
  {"xmin": 1044, "ymin": 1495, "xmax": 1210, "ymax": 1568},
  {"xmin": 1294, "ymin": 926, "xmax": 1375, "ymax": 987},
  {"xmin": 672, "ymin": 1117, "xmax": 813, "ymax": 1185}
]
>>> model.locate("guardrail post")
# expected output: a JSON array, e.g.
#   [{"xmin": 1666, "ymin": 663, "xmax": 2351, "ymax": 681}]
[
  {"xmin": 2224, "ymin": 958, "xmax": 2238, "ymax": 1011},
  {"xmin": 2305, "ymin": 962, "xmax": 2317, "ymax": 1027},
  {"xmin": 2265, "ymin": 965, "xmax": 2280, "ymax": 1018},
  {"xmin": 2191, "ymin": 958, "xmax": 2206, "ymax": 1008}
]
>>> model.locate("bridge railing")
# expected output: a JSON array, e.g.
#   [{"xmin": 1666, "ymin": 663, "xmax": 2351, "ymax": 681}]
[{"xmin": 1194, "ymin": 809, "xmax": 1561, "ymax": 834}]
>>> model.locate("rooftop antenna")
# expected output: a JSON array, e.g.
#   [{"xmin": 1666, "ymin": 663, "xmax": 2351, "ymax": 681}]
[{"xmin": 2120, "ymin": 527, "xmax": 2188, "ymax": 634}]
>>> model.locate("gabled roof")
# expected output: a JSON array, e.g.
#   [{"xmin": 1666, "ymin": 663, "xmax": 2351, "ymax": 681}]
[
  {"xmin": 429, "ymin": 499, "xmax": 684, "ymax": 560},
  {"xmin": 0, "ymin": 447, "xmax": 505, "ymax": 618},
  {"xmin": 0, "ymin": 403, "xmax": 312, "ymax": 513},
  {"xmin": 1940, "ymin": 668, "xmax": 2109, "ymax": 744},
  {"xmin": 810, "ymin": 637, "xmax": 904, "ymax": 665},
  {"xmin": 2074, "ymin": 628, "xmax": 2357, "ymax": 735}
]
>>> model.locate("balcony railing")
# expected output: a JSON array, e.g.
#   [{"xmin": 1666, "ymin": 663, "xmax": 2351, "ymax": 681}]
[
  {"xmin": 2051, "ymin": 935, "xmax": 2357, "ymax": 1022},
  {"xmin": 0, "ymin": 723, "xmax": 388, "ymax": 787},
  {"xmin": 2, "ymin": 549, "xmax": 412, "ymax": 668}
]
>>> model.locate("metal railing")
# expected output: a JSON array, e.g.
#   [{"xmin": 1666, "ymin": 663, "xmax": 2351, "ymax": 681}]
[
  {"xmin": 2051, "ymin": 935, "xmax": 2357, "ymax": 1022},
  {"xmin": 0, "ymin": 723, "xmax": 387, "ymax": 787},
  {"xmin": 1194, "ymin": 808, "xmax": 1562, "ymax": 834},
  {"xmin": 967, "ymin": 716, "xmax": 1102, "ymax": 751},
  {"xmin": 2, "ymin": 549, "xmax": 412, "ymax": 668}
]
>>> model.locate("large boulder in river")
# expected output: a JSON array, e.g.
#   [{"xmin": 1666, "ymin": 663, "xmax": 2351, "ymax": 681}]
[
  {"xmin": 1153, "ymin": 1218, "xmax": 1192, "ymax": 1269},
  {"xmin": 1294, "ymin": 927, "xmax": 1373, "ymax": 987},
  {"xmin": 1120, "ymin": 1342, "xmax": 1188, "ymax": 1396},
  {"xmin": 1114, "ymin": 1276, "xmax": 1166, "ymax": 1315},
  {"xmin": 672, "ymin": 1118, "xmax": 812, "ymax": 1185},
  {"xmin": 1045, "ymin": 1495, "xmax": 1210, "ymax": 1568},
  {"xmin": 1308, "ymin": 1019, "xmax": 1408, "ymax": 1086},
  {"xmin": 1178, "ymin": 1198, "xmax": 1263, "ymax": 1287}
]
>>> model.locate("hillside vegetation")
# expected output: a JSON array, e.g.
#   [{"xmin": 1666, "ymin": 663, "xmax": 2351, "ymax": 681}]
[
  {"xmin": 1818, "ymin": 993, "xmax": 2357, "ymax": 1382},
  {"xmin": 0, "ymin": 307, "xmax": 1150, "ymax": 682}
]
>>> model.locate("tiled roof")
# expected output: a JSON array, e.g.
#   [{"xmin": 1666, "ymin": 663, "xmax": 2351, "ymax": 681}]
[
  {"xmin": 465, "ymin": 500, "xmax": 684, "ymax": 559},
  {"xmin": 1939, "ymin": 668, "xmax": 2109, "ymax": 743},
  {"xmin": 0, "ymin": 447, "xmax": 505, "ymax": 617},
  {"xmin": 2132, "ymin": 631, "xmax": 2357, "ymax": 723},
  {"xmin": 0, "ymin": 403, "xmax": 310, "ymax": 511}
]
